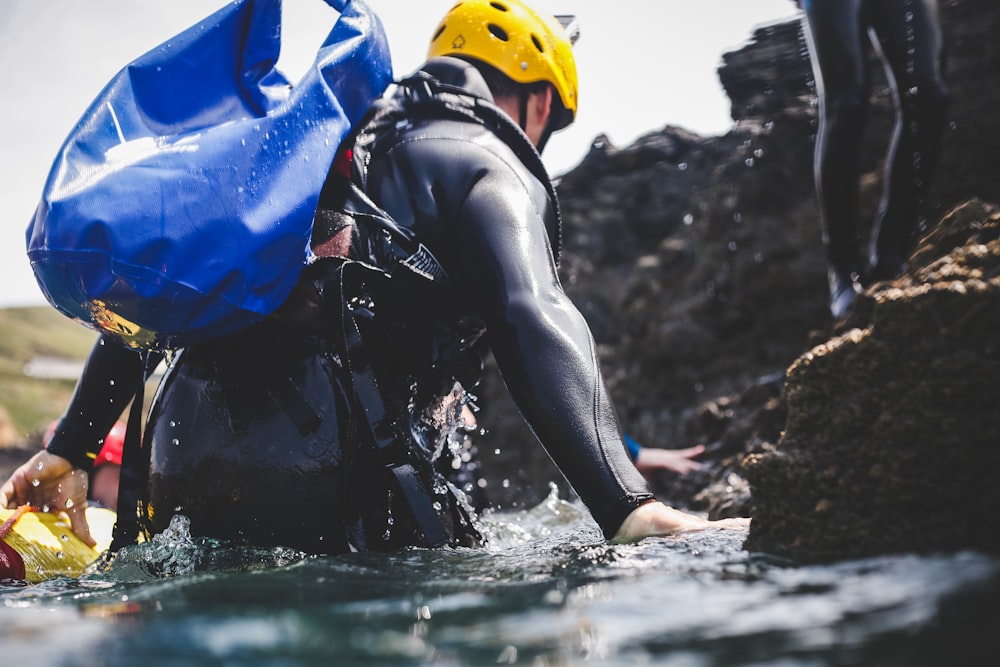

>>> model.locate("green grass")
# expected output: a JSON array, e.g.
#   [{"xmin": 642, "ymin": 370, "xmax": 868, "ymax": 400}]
[{"xmin": 0, "ymin": 307, "xmax": 98, "ymax": 441}]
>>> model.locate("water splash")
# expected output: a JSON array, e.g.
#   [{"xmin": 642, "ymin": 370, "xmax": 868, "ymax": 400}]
[{"xmin": 96, "ymin": 515, "xmax": 306, "ymax": 582}]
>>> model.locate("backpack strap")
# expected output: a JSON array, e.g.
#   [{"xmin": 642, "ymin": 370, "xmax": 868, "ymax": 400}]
[
  {"xmin": 110, "ymin": 351, "xmax": 161, "ymax": 552},
  {"xmin": 334, "ymin": 259, "xmax": 450, "ymax": 549}
]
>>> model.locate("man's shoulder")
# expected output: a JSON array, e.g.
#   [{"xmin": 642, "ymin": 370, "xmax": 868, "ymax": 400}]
[{"xmin": 387, "ymin": 119, "xmax": 524, "ymax": 172}]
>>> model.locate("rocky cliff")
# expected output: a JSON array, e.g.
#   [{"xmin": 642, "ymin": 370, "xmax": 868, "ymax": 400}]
[{"xmin": 474, "ymin": 0, "xmax": 1000, "ymax": 562}]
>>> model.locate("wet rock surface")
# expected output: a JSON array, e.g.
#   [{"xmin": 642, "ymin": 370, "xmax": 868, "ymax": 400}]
[
  {"xmin": 474, "ymin": 0, "xmax": 1000, "ymax": 561},
  {"xmin": 744, "ymin": 199, "xmax": 1000, "ymax": 562}
]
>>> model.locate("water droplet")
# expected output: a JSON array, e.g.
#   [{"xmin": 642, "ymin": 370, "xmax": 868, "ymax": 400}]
[
  {"xmin": 61, "ymin": 534, "xmax": 69, "ymax": 542},
  {"xmin": 65, "ymin": 498, "xmax": 74, "ymax": 508},
  {"xmin": 31, "ymin": 478, "xmax": 40, "ymax": 487},
  {"xmin": 172, "ymin": 438, "xmax": 180, "ymax": 446},
  {"xmin": 683, "ymin": 213, "xmax": 694, "ymax": 226}
]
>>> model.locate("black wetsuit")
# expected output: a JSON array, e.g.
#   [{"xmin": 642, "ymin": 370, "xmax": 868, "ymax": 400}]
[
  {"xmin": 801, "ymin": 0, "xmax": 948, "ymax": 296},
  {"xmin": 46, "ymin": 57, "xmax": 654, "ymax": 554}
]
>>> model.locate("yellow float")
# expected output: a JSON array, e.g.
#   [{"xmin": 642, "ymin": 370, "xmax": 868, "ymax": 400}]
[{"xmin": 1, "ymin": 505, "xmax": 116, "ymax": 583}]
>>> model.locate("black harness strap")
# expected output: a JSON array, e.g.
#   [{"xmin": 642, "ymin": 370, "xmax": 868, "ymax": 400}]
[
  {"xmin": 110, "ymin": 351, "xmax": 158, "ymax": 552},
  {"xmin": 336, "ymin": 261, "xmax": 449, "ymax": 548}
]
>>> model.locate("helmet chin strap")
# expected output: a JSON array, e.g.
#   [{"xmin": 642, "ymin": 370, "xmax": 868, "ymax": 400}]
[
  {"xmin": 518, "ymin": 89, "xmax": 529, "ymax": 134},
  {"xmin": 517, "ymin": 88, "xmax": 554, "ymax": 155}
]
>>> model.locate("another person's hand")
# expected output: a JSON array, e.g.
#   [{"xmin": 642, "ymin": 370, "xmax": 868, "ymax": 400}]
[
  {"xmin": 0, "ymin": 450, "xmax": 95, "ymax": 547},
  {"xmin": 634, "ymin": 444, "xmax": 705, "ymax": 475},
  {"xmin": 611, "ymin": 501, "xmax": 749, "ymax": 543}
]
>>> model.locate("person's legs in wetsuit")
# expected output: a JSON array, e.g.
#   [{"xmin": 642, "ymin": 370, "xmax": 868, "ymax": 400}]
[
  {"xmin": 802, "ymin": 0, "xmax": 948, "ymax": 317},
  {"xmin": 802, "ymin": 0, "xmax": 871, "ymax": 319},
  {"xmin": 864, "ymin": 0, "xmax": 948, "ymax": 281}
]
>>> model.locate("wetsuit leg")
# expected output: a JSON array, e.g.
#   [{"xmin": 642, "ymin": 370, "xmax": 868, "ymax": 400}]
[
  {"xmin": 144, "ymin": 313, "xmax": 479, "ymax": 553},
  {"xmin": 865, "ymin": 0, "xmax": 949, "ymax": 280},
  {"xmin": 802, "ymin": 0, "xmax": 870, "ymax": 315},
  {"xmin": 145, "ymin": 333, "xmax": 353, "ymax": 554}
]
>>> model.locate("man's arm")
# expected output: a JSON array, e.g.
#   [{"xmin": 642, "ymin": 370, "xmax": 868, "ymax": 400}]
[
  {"xmin": 448, "ymin": 146, "xmax": 656, "ymax": 536},
  {"xmin": 1, "ymin": 333, "xmax": 142, "ymax": 545}
]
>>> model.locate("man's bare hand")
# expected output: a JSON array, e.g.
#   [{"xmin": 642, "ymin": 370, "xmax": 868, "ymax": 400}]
[
  {"xmin": 0, "ymin": 451, "xmax": 95, "ymax": 547},
  {"xmin": 611, "ymin": 501, "xmax": 749, "ymax": 543},
  {"xmin": 635, "ymin": 444, "xmax": 706, "ymax": 476}
]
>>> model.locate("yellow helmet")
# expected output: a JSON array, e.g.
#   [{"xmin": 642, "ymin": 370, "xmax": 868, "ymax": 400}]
[{"xmin": 428, "ymin": 0, "xmax": 579, "ymax": 130}]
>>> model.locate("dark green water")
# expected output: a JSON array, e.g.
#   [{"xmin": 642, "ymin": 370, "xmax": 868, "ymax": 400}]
[{"xmin": 3, "ymin": 490, "xmax": 998, "ymax": 666}]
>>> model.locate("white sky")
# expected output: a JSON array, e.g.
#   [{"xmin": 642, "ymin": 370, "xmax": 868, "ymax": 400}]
[{"xmin": 0, "ymin": 0, "xmax": 799, "ymax": 308}]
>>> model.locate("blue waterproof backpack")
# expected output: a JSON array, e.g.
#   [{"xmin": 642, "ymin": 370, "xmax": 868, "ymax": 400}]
[{"xmin": 25, "ymin": 0, "xmax": 392, "ymax": 350}]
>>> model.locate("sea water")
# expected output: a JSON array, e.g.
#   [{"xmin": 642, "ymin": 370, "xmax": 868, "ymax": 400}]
[{"xmin": 2, "ymin": 487, "xmax": 997, "ymax": 666}]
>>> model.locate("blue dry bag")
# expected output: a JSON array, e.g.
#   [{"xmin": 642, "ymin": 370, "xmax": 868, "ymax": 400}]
[{"xmin": 25, "ymin": 0, "xmax": 392, "ymax": 349}]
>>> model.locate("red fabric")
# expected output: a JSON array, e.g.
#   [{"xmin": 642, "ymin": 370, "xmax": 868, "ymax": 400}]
[
  {"xmin": 95, "ymin": 421, "xmax": 125, "ymax": 468},
  {"xmin": 0, "ymin": 506, "xmax": 29, "ymax": 581}
]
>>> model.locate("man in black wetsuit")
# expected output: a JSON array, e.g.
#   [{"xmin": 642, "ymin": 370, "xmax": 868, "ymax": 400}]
[
  {"xmin": 1, "ymin": 0, "xmax": 745, "ymax": 553},
  {"xmin": 796, "ymin": 0, "xmax": 949, "ymax": 318}
]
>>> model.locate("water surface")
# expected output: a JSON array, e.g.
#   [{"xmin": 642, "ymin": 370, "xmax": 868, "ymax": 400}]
[{"xmin": 2, "ymin": 490, "xmax": 997, "ymax": 666}]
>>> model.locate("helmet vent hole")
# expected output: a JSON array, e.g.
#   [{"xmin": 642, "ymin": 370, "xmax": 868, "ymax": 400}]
[
  {"xmin": 531, "ymin": 34, "xmax": 544, "ymax": 53},
  {"xmin": 489, "ymin": 2, "xmax": 509, "ymax": 12},
  {"xmin": 488, "ymin": 24, "xmax": 509, "ymax": 42},
  {"xmin": 431, "ymin": 25, "xmax": 446, "ymax": 42}
]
